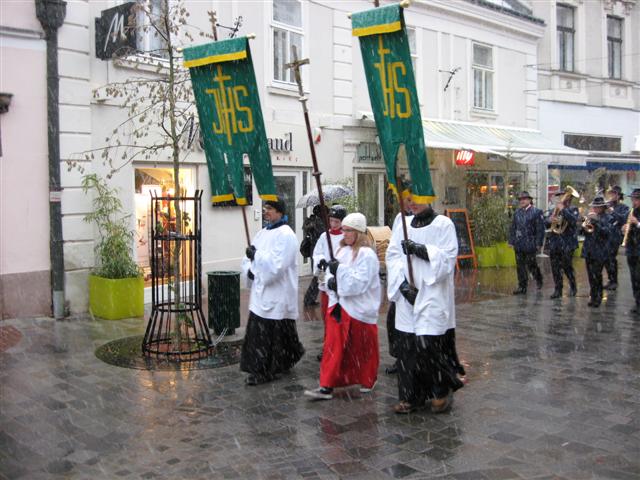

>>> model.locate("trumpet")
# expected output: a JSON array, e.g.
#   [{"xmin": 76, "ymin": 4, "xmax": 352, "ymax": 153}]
[
  {"xmin": 550, "ymin": 185, "xmax": 580, "ymax": 234},
  {"xmin": 621, "ymin": 210, "xmax": 635, "ymax": 247},
  {"xmin": 582, "ymin": 210, "xmax": 595, "ymax": 234}
]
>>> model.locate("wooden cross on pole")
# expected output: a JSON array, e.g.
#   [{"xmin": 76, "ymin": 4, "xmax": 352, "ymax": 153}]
[{"xmin": 285, "ymin": 46, "xmax": 335, "ymax": 260}]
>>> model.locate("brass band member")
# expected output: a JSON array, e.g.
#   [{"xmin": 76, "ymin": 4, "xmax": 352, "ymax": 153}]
[
  {"xmin": 623, "ymin": 188, "xmax": 640, "ymax": 314},
  {"xmin": 544, "ymin": 188, "xmax": 579, "ymax": 299},
  {"xmin": 581, "ymin": 196, "xmax": 614, "ymax": 308},
  {"xmin": 604, "ymin": 185, "xmax": 630, "ymax": 291},
  {"xmin": 509, "ymin": 191, "xmax": 545, "ymax": 295}
]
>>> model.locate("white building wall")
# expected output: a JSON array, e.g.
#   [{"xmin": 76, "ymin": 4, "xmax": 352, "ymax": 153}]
[
  {"xmin": 2, "ymin": 0, "xmax": 549, "ymax": 315},
  {"xmin": 0, "ymin": 1, "xmax": 50, "ymax": 318}
]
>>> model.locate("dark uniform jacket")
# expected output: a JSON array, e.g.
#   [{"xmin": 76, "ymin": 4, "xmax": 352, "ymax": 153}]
[
  {"xmin": 609, "ymin": 202, "xmax": 630, "ymax": 248},
  {"xmin": 509, "ymin": 205, "xmax": 545, "ymax": 253},
  {"xmin": 624, "ymin": 207, "xmax": 640, "ymax": 257},
  {"xmin": 581, "ymin": 212, "xmax": 614, "ymax": 262},
  {"xmin": 544, "ymin": 206, "xmax": 579, "ymax": 253}
]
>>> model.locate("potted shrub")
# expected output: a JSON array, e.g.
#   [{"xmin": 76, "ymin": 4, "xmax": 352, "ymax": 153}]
[
  {"xmin": 496, "ymin": 211, "xmax": 517, "ymax": 267},
  {"xmin": 470, "ymin": 195, "xmax": 504, "ymax": 268},
  {"xmin": 82, "ymin": 174, "xmax": 144, "ymax": 320}
]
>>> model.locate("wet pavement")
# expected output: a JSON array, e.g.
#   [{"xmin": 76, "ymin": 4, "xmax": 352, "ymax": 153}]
[{"xmin": 1, "ymin": 258, "xmax": 639, "ymax": 479}]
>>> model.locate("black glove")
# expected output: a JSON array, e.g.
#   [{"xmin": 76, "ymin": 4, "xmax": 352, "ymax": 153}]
[
  {"xmin": 327, "ymin": 277, "xmax": 337, "ymax": 292},
  {"xmin": 328, "ymin": 259, "xmax": 340, "ymax": 276},
  {"xmin": 317, "ymin": 259, "xmax": 328, "ymax": 271},
  {"xmin": 247, "ymin": 269, "xmax": 254, "ymax": 281},
  {"xmin": 399, "ymin": 279, "xmax": 419, "ymax": 305},
  {"xmin": 245, "ymin": 245, "xmax": 256, "ymax": 261},
  {"xmin": 402, "ymin": 240, "xmax": 430, "ymax": 261}
]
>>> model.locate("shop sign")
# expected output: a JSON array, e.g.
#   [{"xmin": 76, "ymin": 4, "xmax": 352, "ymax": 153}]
[
  {"xmin": 455, "ymin": 149, "xmax": 475, "ymax": 166},
  {"xmin": 95, "ymin": 2, "xmax": 137, "ymax": 60},
  {"xmin": 357, "ymin": 142, "xmax": 382, "ymax": 163},
  {"xmin": 268, "ymin": 132, "xmax": 293, "ymax": 152}
]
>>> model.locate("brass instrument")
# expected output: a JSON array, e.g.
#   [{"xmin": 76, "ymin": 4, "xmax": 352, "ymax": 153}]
[
  {"xmin": 550, "ymin": 185, "xmax": 580, "ymax": 234},
  {"xmin": 621, "ymin": 210, "xmax": 635, "ymax": 247},
  {"xmin": 582, "ymin": 210, "xmax": 595, "ymax": 234}
]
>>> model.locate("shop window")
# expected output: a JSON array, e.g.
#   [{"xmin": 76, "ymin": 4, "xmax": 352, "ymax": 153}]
[
  {"xmin": 557, "ymin": 4, "xmax": 575, "ymax": 72},
  {"xmin": 272, "ymin": 0, "xmax": 303, "ymax": 84},
  {"xmin": 564, "ymin": 134, "xmax": 621, "ymax": 152},
  {"xmin": 134, "ymin": 167, "xmax": 196, "ymax": 283},
  {"xmin": 607, "ymin": 16, "xmax": 623, "ymax": 79},
  {"xmin": 472, "ymin": 43, "xmax": 493, "ymax": 111},
  {"xmin": 465, "ymin": 171, "xmax": 523, "ymax": 211}
]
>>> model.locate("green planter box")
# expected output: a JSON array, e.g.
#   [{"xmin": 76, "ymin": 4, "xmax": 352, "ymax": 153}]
[
  {"xmin": 574, "ymin": 240, "xmax": 584, "ymax": 258},
  {"xmin": 476, "ymin": 245, "xmax": 498, "ymax": 268},
  {"xmin": 89, "ymin": 275, "xmax": 144, "ymax": 320},
  {"xmin": 496, "ymin": 242, "xmax": 516, "ymax": 267}
]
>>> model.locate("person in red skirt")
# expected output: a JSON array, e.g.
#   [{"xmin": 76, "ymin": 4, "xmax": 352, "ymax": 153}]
[
  {"xmin": 304, "ymin": 212, "xmax": 381, "ymax": 400},
  {"xmin": 312, "ymin": 205, "xmax": 346, "ymax": 361}
]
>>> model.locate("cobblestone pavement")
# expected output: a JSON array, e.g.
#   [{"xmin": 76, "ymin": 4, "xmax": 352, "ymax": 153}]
[{"xmin": 1, "ymin": 259, "xmax": 639, "ymax": 479}]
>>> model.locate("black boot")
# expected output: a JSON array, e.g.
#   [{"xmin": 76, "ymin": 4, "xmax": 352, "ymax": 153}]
[
  {"xmin": 631, "ymin": 302, "xmax": 640, "ymax": 314},
  {"xmin": 550, "ymin": 289, "xmax": 562, "ymax": 299},
  {"xmin": 536, "ymin": 277, "xmax": 543, "ymax": 290}
]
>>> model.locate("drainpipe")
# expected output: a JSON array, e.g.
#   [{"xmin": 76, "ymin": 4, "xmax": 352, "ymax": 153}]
[{"xmin": 36, "ymin": 0, "xmax": 67, "ymax": 319}]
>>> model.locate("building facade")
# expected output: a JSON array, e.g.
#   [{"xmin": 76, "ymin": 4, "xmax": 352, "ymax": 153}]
[
  {"xmin": 2, "ymin": 0, "xmax": 569, "ymax": 317},
  {"xmin": 530, "ymin": 0, "xmax": 640, "ymax": 203}
]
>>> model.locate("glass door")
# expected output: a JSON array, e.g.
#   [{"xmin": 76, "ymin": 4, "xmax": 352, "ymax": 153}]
[
  {"xmin": 356, "ymin": 171, "xmax": 384, "ymax": 227},
  {"xmin": 271, "ymin": 170, "xmax": 304, "ymax": 238}
]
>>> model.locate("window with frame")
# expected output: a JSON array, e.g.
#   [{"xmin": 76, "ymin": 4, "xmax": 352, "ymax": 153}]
[
  {"xmin": 472, "ymin": 43, "xmax": 493, "ymax": 111},
  {"xmin": 557, "ymin": 4, "xmax": 574, "ymax": 72},
  {"xmin": 272, "ymin": 0, "xmax": 303, "ymax": 84},
  {"xmin": 607, "ymin": 16, "xmax": 623, "ymax": 79},
  {"xmin": 406, "ymin": 27, "xmax": 418, "ymax": 75},
  {"xmin": 136, "ymin": 0, "xmax": 169, "ymax": 59}
]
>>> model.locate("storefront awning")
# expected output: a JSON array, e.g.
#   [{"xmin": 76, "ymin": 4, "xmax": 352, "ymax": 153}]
[
  {"xmin": 421, "ymin": 118, "xmax": 583, "ymax": 162},
  {"xmin": 356, "ymin": 113, "xmax": 588, "ymax": 165}
]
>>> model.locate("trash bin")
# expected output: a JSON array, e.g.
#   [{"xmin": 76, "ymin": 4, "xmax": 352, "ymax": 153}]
[{"xmin": 207, "ymin": 271, "xmax": 241, "ymax": 336}]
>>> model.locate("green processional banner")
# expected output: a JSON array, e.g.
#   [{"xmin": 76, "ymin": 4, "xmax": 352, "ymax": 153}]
[
  {"xmin": 352, "ymin": 4, "xmax": 435, "ymax": 204},
  {"xmin": 184, "ymin": 37, "xmax": 277, "ymax": 205}
]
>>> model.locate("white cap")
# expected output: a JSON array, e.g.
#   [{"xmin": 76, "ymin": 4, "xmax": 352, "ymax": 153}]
[{"xmin": 342, "ymin": 212, "xmax": 367, "ymax": 233}]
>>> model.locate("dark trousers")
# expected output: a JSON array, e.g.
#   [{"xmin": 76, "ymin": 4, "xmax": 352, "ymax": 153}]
[
  {"xmin": 515, "ymin": 251, "xmax": 542, "ymax": 289},
  {"xmin": 627, "ymin": 256, "xmax": 640, "ymax": 305},
  {"xmin": 396, "ymin": 330, "xmax": 463, "ymax": 406},
  {"xmin": 605, "ymin": 245, "xmax": 620, "ymax": 284},
  {"xmin": 386, "ymin": 302, "xmax": 398, "ymax": 359},
  {"xmin": 550, "ymin": 251, "xmax": 576, "ymax": 292},
  {"xmin": 585, "ymin": 258, "xmax": 605, "ymax": 303},
  {"xmin": 303, "ymin": 275, "xmax": 319, "ymax": 306}
]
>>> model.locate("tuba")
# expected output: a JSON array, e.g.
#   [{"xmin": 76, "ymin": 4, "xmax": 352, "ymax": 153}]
[{"xmin": 550, "ymin": 185, "xmax": 580, "ymax": 234}]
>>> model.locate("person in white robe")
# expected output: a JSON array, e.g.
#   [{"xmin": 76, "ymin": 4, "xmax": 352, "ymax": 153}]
[
  {"xmin": 304, "ymin": 212, "xmax": 381, "ymax": 400},
  {"xmin": 240, "ymin": 199, "xmax": 305, "ymax": 385},
  {"xmin": 386, "ymin": 200, "xmax": 464, "ymax": 413},
  {"xmin": 311, "ymin": 205, "xmax": 346, "ymax": 360}
]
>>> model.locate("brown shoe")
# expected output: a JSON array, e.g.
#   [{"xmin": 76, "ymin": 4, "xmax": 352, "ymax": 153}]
[
  {"xmin": 431, "ymin": 392, "xmax": 453, "ymax": 414},
  {"xmin": 393, "ymin": 401, "xmax": 416, "ymax": 414}
]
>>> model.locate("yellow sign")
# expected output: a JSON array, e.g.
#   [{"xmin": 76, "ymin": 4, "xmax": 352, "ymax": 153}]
[
  {"xmin": 205, "ymin": 65, "xmax": 254, "ymax": 145},
  {"xmin": 373, "ymin": 36, "xmax": 411, "ymax": 119}
]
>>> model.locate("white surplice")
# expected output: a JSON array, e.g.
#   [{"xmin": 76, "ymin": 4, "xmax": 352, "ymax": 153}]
[
  {"xmin": 386, "ymin": 214, "xmax": 458, "ymax": 336},
  {"xmin": 241, "ymin": 224, "xmax": 298, "ymax": 320}
]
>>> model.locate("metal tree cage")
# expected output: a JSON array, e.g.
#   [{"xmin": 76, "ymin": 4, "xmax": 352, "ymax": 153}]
[{"xmin": 142, "ymin": 190, "xmax": 213, "ymax": 360}]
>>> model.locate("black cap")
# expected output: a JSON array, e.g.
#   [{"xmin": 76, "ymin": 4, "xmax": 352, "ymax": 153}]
[
  {"xmin": 329, "ymin": 205, "xmax": 347, "ymax": 220},
  {"xmin": 608, "ymin": 185, "xmax": 624, "ymax": 199},
  {"xmin": 264, "ymin": 199, "xmax": 286, "ymax": 214},
  {"xmin": 630, "ymin": 188, "xmax": 640, "ymax": 199},
  {"xmin": 518, "ymin": 191, "xmax": 533, "ymax": 200},
  {"xmin": 589, "ymin": 196, "xmax": 607, "ymax": 207}
]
